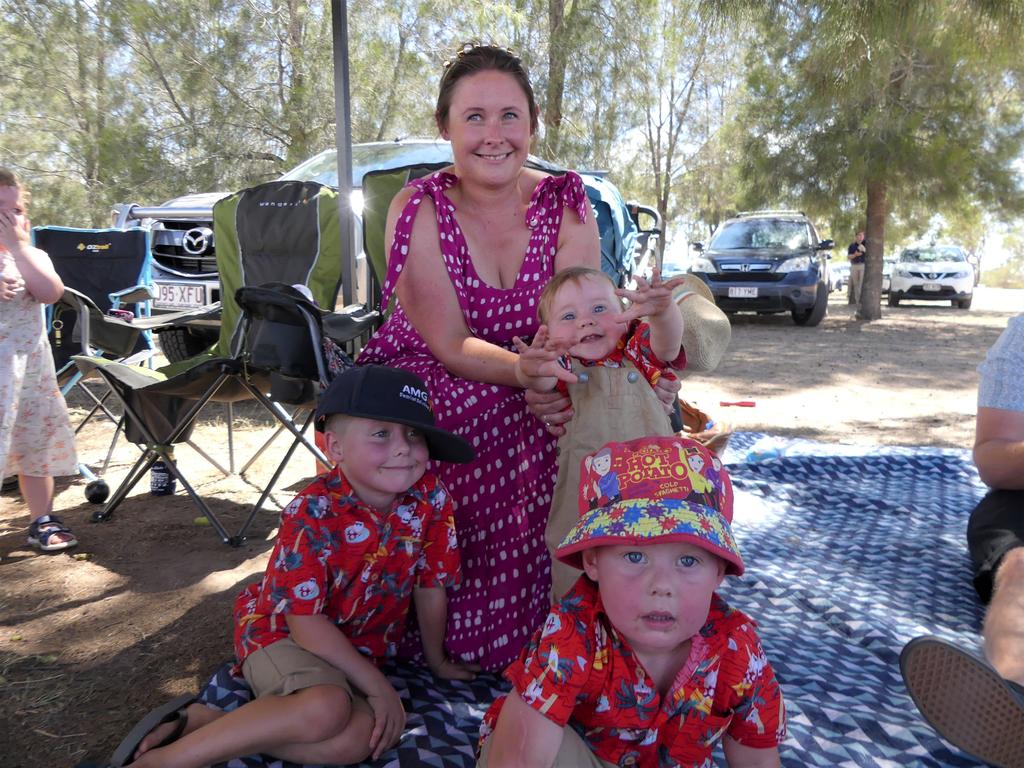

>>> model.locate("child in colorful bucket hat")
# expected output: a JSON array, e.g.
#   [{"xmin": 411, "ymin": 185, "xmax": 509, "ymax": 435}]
[{"xmin": 477, "ymin": 436, "xmax": 786, "ymax": 768}]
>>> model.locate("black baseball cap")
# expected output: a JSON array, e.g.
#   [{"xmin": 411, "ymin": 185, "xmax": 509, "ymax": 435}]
[{"xmin": 314, "ymin": 365, "xmax": 474, "ymax": 464}]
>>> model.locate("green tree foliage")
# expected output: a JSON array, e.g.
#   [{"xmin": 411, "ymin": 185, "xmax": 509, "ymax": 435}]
[
  {"xmin": 710, "ymin": 0, "xmax": 1024, "ymax": 320},
  {"xmin": 982, "ymin": 232, "xmax": 1024, "ymax": 289},
  {"xmin": 3, "ymin": 0, "xmax": 1022, "ymax": 285}
]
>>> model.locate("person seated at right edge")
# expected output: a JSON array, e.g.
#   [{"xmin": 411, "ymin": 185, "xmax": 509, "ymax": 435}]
[
  {"xmin": 901, "ymin": 311, "xmax": 1024, "ymax": 767},
  {"xmin": 477, "ymin": 436, "xmax": 785, "ymax": 768}
]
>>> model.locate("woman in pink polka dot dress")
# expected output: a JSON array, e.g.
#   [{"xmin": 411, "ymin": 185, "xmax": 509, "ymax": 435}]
[{"xmin": 358, "ymin": 44, "xmax": 600, "ymax": 671}]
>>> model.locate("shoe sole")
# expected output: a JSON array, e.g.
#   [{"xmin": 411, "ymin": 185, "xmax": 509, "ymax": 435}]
[
  {"xmin": 109, "ymin": 692, "xmax": 195, "ymax": 766},
  {"xmin": 900, "ymin": 636, "xmax": 1024, "ymax": 768}
]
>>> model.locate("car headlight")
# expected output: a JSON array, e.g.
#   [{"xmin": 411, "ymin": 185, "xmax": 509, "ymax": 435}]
[
  {"xmin": 952, "ymin": 270, "xmax": 970, "ymax": 279},
  {"xmin": 690, "ymin": 256, "xmax": 715, "ymax": 273},
  {"xmin": 896, "ymin": 267, "xmax": 911, "ymax": 277},
  {"xmin": 777, "ymin": 256, "xmax": 810, "ymax": 272}
]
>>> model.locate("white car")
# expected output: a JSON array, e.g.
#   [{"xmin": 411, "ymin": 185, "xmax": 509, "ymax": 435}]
[
  {"xmin": 831, "ymin": 263, "xmax": 850, "ymax": 292},
  {"xmin": 888, "ymin": 245, "xmax": 974, "ymax": 309},
  {"xmin": 881, "ymin": 259, "xmax": 895, "ymax": 294}
]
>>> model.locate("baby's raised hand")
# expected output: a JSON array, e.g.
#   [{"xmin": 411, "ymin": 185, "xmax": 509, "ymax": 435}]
[
  {"xmin": 512, "ymin": 325, "xmax": 578, "ymax": 390},
  {"xmin": 616, "ymin": 268, "xmax": 686, "ymax": 324}
]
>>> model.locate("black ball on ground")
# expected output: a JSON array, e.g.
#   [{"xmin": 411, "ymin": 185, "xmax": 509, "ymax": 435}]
[{"xmin": 85, "ymin": 479, "xmax": 109, "ymax": 504}]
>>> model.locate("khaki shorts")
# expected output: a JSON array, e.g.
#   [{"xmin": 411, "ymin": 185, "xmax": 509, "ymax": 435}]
[
  {"xmin": 242, "ymin": 637, "xmax": 372, "ymax": 715},
  {"xmin": 477, "ymin": 723, "xmax": 616, "ymax": 768}
]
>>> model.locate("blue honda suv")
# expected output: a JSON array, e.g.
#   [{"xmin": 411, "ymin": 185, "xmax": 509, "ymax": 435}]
[{"xmin": 689, "ymin": 211, "xmax": 834, "ymax": 326}]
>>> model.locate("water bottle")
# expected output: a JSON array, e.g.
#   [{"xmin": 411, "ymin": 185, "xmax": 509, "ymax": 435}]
[
  {"xmin": 150, "ymin": 449, "xmax": 177, "ymax": 495},
  {"xmin": 744, "ymin": 437, "xmax": 787, "ymax": 463}
]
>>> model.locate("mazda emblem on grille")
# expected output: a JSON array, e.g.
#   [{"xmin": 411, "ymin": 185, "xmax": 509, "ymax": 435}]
[{"xmin": 182, "ymin": 227, "xmax": 213, "ymax": 255}]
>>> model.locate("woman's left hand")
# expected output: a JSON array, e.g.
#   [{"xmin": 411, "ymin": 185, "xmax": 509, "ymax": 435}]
[{"xmin": 525, "ymin": 388, "xmax": 573, "ymax": 436}]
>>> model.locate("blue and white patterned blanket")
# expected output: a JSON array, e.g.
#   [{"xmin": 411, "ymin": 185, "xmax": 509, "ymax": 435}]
[{"xmin": 198, "ymin": 432, "xmax": 989, "ymax": 767}]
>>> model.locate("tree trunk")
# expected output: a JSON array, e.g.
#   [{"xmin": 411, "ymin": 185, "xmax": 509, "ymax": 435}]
[
  {"xmin": 542, "ymin": 0, "xmax": 568, "ymax": 159},
  {"xmin": 857, "ymin": 179, "xmax": 887, "ymax": 321},
  {"xmin": 283, "ymin": 0, "xmax": 311, "ymax": 167},
  {"xmin": 374, "ymin": 28, "xmax": 409, "ymax": 143}
]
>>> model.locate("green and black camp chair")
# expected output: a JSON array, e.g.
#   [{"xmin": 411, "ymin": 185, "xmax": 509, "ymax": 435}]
[
  {"xmin": 360, "ymin": 161, "xmax": 450, "ymax": 313},
  {"xmin": 75, "ymin": 180, "xmax": 376, "ymax": 544}
]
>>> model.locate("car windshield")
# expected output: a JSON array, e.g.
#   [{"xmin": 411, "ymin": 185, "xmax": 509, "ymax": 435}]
[
  {"xmin": 900, "ymin": 247, "xmax": 966, "ymax": 263},
  {"xmin": 710, "ymin": 219, "xmax": 812, "ymax": 250},
  {"xmin": 278, "ymin": 141, "xmax": 455, "ymax": 187},
  {"xmin": 278, "ymin": 140, "xmax": 566, "ymax": 188}
]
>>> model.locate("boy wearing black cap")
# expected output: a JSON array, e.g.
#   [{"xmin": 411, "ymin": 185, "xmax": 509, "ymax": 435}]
[
  {"xmin": 117, "ymin": 365, "xmax": 477, "ymax": 768},
  {"xmin": 477, "ymin": 437, "xmax": 785, "ymax": 768}
]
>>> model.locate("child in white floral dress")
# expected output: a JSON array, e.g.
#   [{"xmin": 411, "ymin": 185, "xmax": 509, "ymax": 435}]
[{"xmin": 0, "ymin": 167, "xmax": 79, "ymax": 551}]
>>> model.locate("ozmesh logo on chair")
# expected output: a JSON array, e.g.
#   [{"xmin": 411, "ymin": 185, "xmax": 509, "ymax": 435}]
[{"xmin": 76, "ymin": 242, "xmax": 112, "ymax": 252}]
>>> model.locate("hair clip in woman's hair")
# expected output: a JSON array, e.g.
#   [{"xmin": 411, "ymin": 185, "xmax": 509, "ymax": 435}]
[{"xmin": 443, "ymin": 42, "xmax": 518, "ymax": 70}]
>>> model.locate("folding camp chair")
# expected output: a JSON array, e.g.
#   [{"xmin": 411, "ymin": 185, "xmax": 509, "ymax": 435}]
[
  {"xmin": 360, "ymin": 161, "xmax": 450, "ymax": 312},
  {"xmin": 32, "ymin": 226, "xmax": 164, "ymax": 501},
  {"xmin": 74, "ymin": 180, "xmax": 376, "ymax": 545}
]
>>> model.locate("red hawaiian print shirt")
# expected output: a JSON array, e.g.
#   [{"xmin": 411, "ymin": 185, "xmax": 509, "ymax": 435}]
[
  {"xmin": 556, "ymin": 320, "xmax": 687, "ymax": 396},
  {"xmin": 480, "ymin": 577, "xmax": 785, "ymax": 767},
  {"xmin": 233, "ymin": 466, "xmax": 460, "ymax": 665}
]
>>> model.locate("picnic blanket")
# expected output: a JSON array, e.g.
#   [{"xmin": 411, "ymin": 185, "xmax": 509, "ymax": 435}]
[{"xmin": 196, "ymin": 432, "xmax": 989, "ymax": 767}]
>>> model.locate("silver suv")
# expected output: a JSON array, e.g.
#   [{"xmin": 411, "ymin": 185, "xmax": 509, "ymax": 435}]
[{"xmin": 114, "ymin": 140, "xmax": 661, "ymax": 360}]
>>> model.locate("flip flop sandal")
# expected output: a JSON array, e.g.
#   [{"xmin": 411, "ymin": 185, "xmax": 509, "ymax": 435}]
[
  {"xmin": 900, "ymin": 635, "xmax": 1024, "ymax": 768},
  {"xmin": 27, "ymin": 514, "xmax": 78, "ymax": 552},
  {"xmin": 108, "ymin": 693, "xmax": 197, "ymax": 766}
]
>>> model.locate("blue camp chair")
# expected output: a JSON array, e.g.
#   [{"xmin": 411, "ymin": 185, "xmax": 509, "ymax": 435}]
[{"xmin": 32, "ymin": 226, "xmax": 165, "ymax": 502}]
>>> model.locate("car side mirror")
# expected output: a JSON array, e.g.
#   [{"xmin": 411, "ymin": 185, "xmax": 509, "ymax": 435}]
[
  {"xmin": 691, "ymin": 241, "xmax": 704, "ymax": 252},
  {"xmin": 817, "ymin": 239, "xmax": 835, "ymax": 251}
]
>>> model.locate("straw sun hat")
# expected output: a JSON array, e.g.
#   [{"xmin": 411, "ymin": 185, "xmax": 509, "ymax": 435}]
[{"xmin": 672, "ymin": 275, "xmax": 731, "ymax": 375}]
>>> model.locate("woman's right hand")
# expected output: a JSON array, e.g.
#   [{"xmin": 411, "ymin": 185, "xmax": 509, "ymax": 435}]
[{"xmin": 525, "ymin": 387, "xmax": 573, "ymax": 436}]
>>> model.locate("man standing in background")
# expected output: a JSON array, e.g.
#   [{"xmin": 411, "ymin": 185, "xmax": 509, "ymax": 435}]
[{"xmin": 847, "ymin": 230, "xmax": 866, "ymax": 305}]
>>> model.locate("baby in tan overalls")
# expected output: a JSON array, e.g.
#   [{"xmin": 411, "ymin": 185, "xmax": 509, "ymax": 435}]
[{"xmin": 513, "ymin": 266, "xmax": 688, "ymax": 598}]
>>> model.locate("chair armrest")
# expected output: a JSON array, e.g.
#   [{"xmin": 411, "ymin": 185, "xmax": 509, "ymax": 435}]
[
  {"xmin": 322, "ymin": 305, "xmax": 380, "ymax": 345},
  {"xmin": 109, "ymin": 284, "xmax": 157, "ymax": 308}
]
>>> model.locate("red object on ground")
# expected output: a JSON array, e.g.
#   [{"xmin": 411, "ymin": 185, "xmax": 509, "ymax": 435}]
[{"xmin": 720, "ymin": 401, "xmax": 756, "ymax": 407}]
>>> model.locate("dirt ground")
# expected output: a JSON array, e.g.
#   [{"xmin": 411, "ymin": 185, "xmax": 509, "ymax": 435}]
[{"xmin": 1, "ymin": 286, "xmax": 1021, "ymax": 767}]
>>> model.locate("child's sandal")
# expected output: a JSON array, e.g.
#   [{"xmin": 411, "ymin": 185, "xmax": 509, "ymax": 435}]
[
  {"xmin": 108, "ymin": 693, "xmax": 196, "ymax": 766},
  {"xmin": 27, "ymin": 514, "xmax": 78, "ymax": 552}
]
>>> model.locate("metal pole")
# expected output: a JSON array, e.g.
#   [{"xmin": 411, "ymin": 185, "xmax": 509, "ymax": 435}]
[{"xmin": 330, "ymin": 0, "xmax": 355, "ymax": 307}]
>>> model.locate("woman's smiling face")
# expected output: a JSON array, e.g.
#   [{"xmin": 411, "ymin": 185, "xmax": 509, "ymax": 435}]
[{"xmin": 441, "ymin": 70, "xmax": 533, "ymax": 186}]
